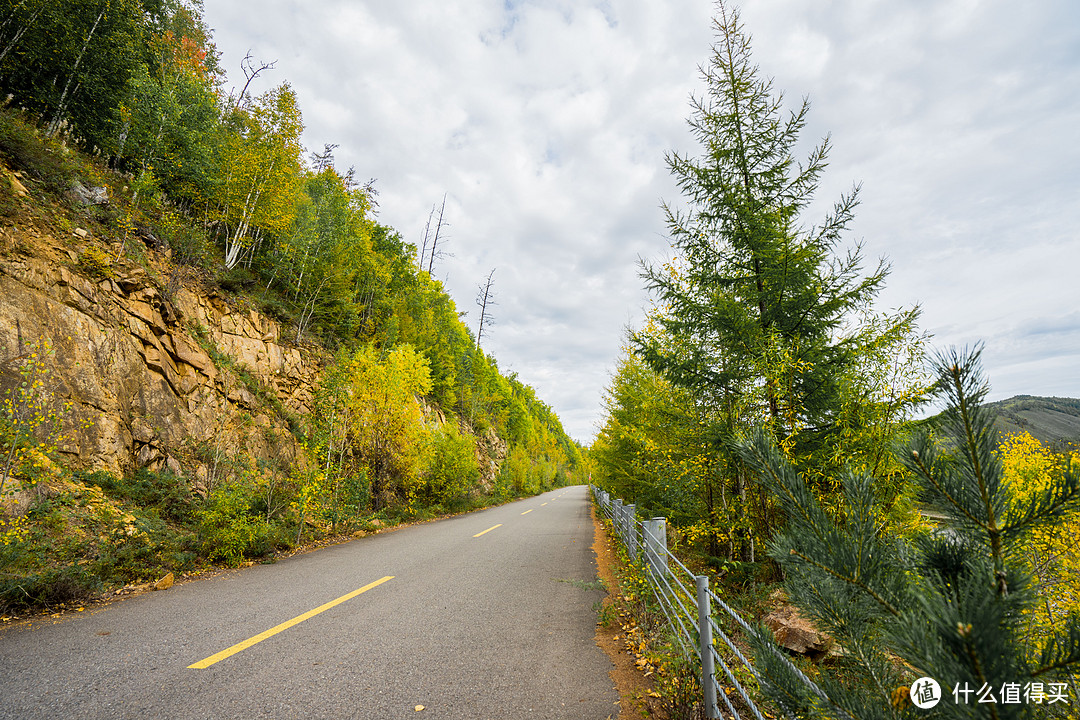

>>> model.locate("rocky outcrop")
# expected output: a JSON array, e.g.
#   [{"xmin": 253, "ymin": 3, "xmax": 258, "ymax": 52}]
[
  {"xmin": 0, "ymin": 225, "xmax": 321, "ymax": 487},
  {"xmin": 477, "ymin": 424, "xmax": 509, "ymax": 489}
]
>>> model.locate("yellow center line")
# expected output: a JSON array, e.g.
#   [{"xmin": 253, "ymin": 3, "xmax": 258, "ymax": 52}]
[
  {"xmin": 520, "ymin": 509, "xmax": 534, "ymax": 515},
  {"xmin": 187, "ymin": 575, "xmax": 395, "ymax": 669},
  {"xmin": 473, "ymin": 524, "xmax": 503, "ymax": 537},
  {"xmin": 541, "ymin": 502, "xmax": 548, "ymax": 506}
]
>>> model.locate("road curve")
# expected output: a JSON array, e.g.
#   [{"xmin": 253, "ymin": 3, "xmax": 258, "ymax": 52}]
[{"xmin": 0, "ymin": 485, "xmax": 618, "ymax": 719}]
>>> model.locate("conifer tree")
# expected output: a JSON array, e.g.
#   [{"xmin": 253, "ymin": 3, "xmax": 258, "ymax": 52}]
[
  {"xmin": 633, "ymin": 0, "xmax": 924, "ymax": 556},
  {"xmin": 735, "ymin": 346, "xmax": 1080, "ymax": 719}
]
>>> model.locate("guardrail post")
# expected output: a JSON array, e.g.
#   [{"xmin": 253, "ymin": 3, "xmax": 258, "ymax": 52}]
[
  {"xmin": 644, "ymin": 517, "xmax": 668, "ymax": 579},
  {"xmin": 626, "ymin": 504, "xmax": 638, "ymax": 561},
  {"xmin": 697, "ymin": 575, "xmax": 720, "ymax": 719}
]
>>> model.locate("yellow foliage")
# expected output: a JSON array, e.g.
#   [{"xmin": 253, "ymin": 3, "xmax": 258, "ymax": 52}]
[
  {"xmin": 999, "ymin": 432, "xmax": 1080, "ymax": 642},
  {"xmin": 341, "ymin": 344, "xmax": 432, "ymax": 504}
]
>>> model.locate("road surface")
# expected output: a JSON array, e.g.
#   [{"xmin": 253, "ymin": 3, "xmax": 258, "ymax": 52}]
[{"xmin": 0, "ymin": 485, "xmax": 618, "ymax": 719}]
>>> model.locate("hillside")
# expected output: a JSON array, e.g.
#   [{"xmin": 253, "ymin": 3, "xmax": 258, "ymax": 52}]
[
  {"xmin": 986, "ymin": 395, "xmax": 1080, "ymax": 447},
  {"xmin": 0, "ymin": 102, "xmax": 581, "ymax": 611}
]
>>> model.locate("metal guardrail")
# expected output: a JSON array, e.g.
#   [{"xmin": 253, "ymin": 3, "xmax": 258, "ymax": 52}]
[{"xmin": 592, "ymin": 485, "xmax": 838, "ymax": 720}]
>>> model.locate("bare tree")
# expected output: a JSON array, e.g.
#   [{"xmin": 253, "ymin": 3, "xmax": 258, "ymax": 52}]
[
  {"xmin": 419, "ymin": 203, "xmax": 435, "ymax": 270},
  {"xmin": 234, "ymin": 51, "xmax": 277, "ymax": 109},
  {"xmin": 425, "ymin": 194, "xmax": 449, "ymax": 275},
  {"xmin": 310, "ymin": 143, "xmax": 338, "ymax": 172},
  {"xmin": 475, "ymin": 268, "xmax": 496, "ymax": 349}
]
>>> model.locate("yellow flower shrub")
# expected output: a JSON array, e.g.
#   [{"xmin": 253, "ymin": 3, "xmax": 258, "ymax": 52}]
[{"xmin": 999, "ymin": 432, "xmax": 1080, "ymax": 640}]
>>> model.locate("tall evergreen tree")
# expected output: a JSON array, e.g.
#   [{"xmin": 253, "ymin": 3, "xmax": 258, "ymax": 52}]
[
  {"xmin": 736, "ymin": 346, "xmax": 1080, "ymax": 719},
  {"xmin": 633, "ymin": 1, "xmax": 924, "ymax": 554}
]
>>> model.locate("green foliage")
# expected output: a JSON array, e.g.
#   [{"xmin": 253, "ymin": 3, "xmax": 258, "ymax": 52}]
[
  {"xmin": 197, "ymin": 483, "xmax": 266, "ymax": 566},
  {"xmin": 592, "ymin": 350, "xmax": 707, "ymax": 525},
  {"xmin": 83, "ymin": 468, "xmax": 194, "ymax": 526},
  {"xmin": 420, "ymin": 422, "xmax": 480, "ymax": 508},
  {"xmin": 0, "ymin": 476, "xmax": 200, "ymax": 612},
  {"xmin": 0, "ymin": 0, "xmax": 162, "ymax": 150},
  {"xmin": 735, "ymin": 347, "xmax": 1080, "ymax": 719},
  {"xmin": 261, "ymin": 166, "xmax": 381, "ymax": 343},
  {"xmin": 153, "ymin": 210, "xmax": 212, "ymax": 268},
  {"xmin": 116, "ymin": 27, "xmax": 220, "ymax": 202},
  {"xmin": 0, "ymin": 108, "xmax": 83, "ymax": 196},
  {"xmin": 597, "ymin": 1, "xmax": 928, "ymax": 565}
]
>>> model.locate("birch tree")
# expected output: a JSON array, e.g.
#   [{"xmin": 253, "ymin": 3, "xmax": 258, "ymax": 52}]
[{"xmin": 212, "ymin": 83, "xmax": 303, "ymax": 269}]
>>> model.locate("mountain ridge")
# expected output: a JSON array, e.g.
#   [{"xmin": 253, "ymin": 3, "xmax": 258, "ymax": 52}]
[{"xmin": 985, "ymin": 394, "xmax": 1080, "ymax": 447}]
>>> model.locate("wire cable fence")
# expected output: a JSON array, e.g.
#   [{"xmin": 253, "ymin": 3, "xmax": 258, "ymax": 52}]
[{"xmin": 592, "ymin": 486, "xmax": 839, "ymax": 720}]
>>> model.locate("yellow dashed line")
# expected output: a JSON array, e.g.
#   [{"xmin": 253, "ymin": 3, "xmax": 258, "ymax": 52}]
[{"xmin": 473, "ymin": 524, "xmax": 503, "ymax": 538}]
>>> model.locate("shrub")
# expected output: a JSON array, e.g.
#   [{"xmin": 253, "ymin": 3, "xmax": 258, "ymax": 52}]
[
  {"xmin": 0, "ymin": 109, "xmax": 82, "ymax": 196},
  {"xmin": 154, "ymin": 211, "xmax": 212, "ymax": 268},
  {"xmin": 76, "ymin": 246, "xmax": 113, "ymax": 279},
  {"xmin": 197, "ymin": 483, "xmax": 266, "ymax": 566},
  {"xmin": 421, "ymin": 423, "xmax": 480, "ymax": 506},
  {"xmin": 82, "ymin": 469, "xmax": 194, "ymax": 526}
]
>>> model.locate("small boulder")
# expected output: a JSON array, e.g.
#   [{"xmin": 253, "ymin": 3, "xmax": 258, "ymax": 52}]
[
  {"xmin": 763, "ymin": 605, "xmax": 833, "ymax": 656},
  {"xmin": 70, "ymin": 181, "xmax": 109, "ymax": 206},
  {"xmin": 153, "ymin": 573, "xmax": 174, "ymax": 591},
  {"xmin": 9, "ymin": 172, "xmax": 27, "ymax": 197}
]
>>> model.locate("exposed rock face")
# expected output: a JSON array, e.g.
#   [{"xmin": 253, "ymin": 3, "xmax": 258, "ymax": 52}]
[
  {"xmin": 477, "ymin": 424, "xmax": 509, "ymax": 489},
  {"xmin": 0, "ymin": 231, "xmax": 321, "ymax": 485}
]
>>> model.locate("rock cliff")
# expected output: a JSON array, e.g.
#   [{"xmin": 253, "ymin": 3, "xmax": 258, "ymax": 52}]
[{"xmin": 0, "ymin": 221, "xmax": 320, "ymax": 491}]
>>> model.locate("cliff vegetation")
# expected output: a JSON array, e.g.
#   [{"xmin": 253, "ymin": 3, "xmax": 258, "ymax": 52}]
[{"xmin": 0, "ymin": 1, "xmax": 583, "ymax": 613}]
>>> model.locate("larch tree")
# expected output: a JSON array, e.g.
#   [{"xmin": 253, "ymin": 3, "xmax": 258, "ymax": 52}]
[{"xmin": 633, "ymin": 1, "xmax": 924, "ymax": 552}]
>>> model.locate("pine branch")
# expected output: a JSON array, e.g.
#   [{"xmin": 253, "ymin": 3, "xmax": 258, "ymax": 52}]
[
  {"xmin": 1033, "ymin": 613, "xmax": 1080, "ymax": 678},
  {"xmin": 787, "ymin": 548, "xmax": 901, "ymax": 618}
]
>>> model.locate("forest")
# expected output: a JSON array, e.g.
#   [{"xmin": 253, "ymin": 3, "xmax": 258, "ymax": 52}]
[
  {"xmin": 589, "ymin": 3, "xmax": 1080, "ymax": 718},
  {"xmin": 0, "ymin": 0, "xmax": 583, "ymax": 608}
]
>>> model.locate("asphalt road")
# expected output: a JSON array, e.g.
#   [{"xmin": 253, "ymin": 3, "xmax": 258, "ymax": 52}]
[{"xmin": 0, "ymin": 485, "xmax": 618, "ymax": 719}]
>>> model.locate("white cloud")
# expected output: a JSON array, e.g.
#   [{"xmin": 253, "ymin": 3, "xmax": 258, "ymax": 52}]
[{"xmin": 204, "ymin": 0, "xmax": 1080, "ymax": 442}]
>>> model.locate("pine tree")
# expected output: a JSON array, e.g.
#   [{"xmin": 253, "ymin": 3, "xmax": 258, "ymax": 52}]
[{"xmin": 735, "ymin": 346, "xmax": 1080, "ymax": 719}]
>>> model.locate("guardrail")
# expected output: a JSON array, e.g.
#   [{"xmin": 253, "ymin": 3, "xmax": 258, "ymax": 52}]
[{"xmin": 592, "ymin": 485, "xmax": 835, "ymax": 720}]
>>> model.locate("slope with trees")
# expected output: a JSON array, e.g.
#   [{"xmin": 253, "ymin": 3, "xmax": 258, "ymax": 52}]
[{"xmin": 0, "ymin": 0, "xmax": 583, "ymax": 611}]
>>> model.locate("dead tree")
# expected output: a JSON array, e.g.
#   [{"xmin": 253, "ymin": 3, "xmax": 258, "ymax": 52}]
[
  {"xmin": 475, "ymin": 268, "xmax": 496, "ymax": 349},
  {"xmin": 310, "ymin": 143, "xmax": 338, "ymax": 172},
  {"xmin": 235, "ymin": 51, "xmax": 277, "ymax": 109},
  {"xmin": 423, "ymin": 194, "xmax": 449, "ymax": 276}
]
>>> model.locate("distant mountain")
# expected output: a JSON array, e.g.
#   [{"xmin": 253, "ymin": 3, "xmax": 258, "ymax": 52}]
[{"xmin": 985, "ymin": 395, "xmax": 1080, "ymax": 448}]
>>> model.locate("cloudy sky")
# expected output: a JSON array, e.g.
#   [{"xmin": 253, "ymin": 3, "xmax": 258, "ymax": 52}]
[{"xmin": 202, "ymin": 0, "xmax": 1080, "ymax": 443}]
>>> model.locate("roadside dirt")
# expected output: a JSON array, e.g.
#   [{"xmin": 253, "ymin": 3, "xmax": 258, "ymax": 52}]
[{"xmin": 592, "ymin": 503, "xmax": 667, "ymax": 719}]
